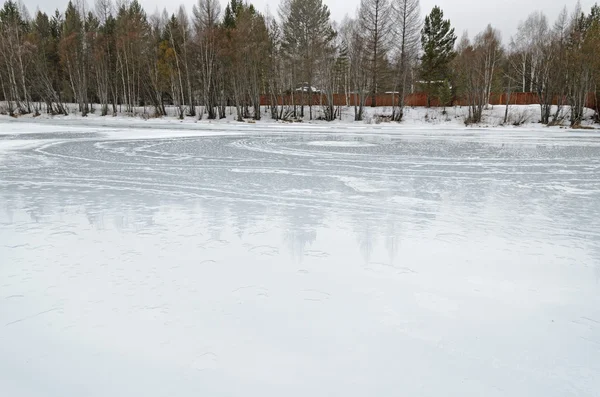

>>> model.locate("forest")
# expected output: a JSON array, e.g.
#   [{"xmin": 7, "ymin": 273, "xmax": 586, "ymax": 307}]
[{"xmin": 0, "ymin": 0, "xmax": 599, "ymax": 126}]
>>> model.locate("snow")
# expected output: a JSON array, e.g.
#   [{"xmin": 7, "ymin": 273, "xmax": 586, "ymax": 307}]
[
  {"xmin": 307, "ymin": 140, "xmax": 378, "ymax": 147},
  {"xmin": 3, "ymin": 102, "xmax": 597, "ymax": 129},
  {"xmin": 0, "ymin": 117, "xmax": 599, "ymax": 397}
]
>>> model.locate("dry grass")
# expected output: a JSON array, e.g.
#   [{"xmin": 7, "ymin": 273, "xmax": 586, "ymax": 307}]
[{"xmin": 571, "ymin": 124, "xmax": 597, "ymax": 130}]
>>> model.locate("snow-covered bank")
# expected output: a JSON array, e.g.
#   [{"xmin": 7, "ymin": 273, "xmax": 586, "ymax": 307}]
[
  {"xmin": 2, "ymin": 107, "xmax": 599, "ymax": 161},
  {"xmin": 2, "ymin": 104, "xmax": 598, "ymax": 132}
]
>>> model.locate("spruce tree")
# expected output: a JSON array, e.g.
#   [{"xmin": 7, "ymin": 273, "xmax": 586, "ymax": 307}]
[
  {"xmin": 223, "ymin": 0, "xmax": 240, "ymax": 29},
  {"xmin": 420, "ymin": 6, "xmax": 456, "ymax": 106}
]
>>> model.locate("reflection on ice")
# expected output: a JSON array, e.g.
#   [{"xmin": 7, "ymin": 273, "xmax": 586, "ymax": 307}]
[{"xmin": 1, "ymin": 123, "xmax": 599, "ymax": 397}]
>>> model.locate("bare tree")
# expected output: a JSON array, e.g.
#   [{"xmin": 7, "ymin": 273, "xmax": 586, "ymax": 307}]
[
  {"xmin": 390, "ymin": 0, "xmax": 421, "ymax": 120},
  {"xmin": 264, "ymin": 10, "xmax": 285, "ymax": 120},
  {"xmin": 193, "ymin": 0, "xmax": 221, "ymax": 119},
  {"xmin": 512, "ymin": 12, "xmax": 548, "ymax": 93},
  {"xmin": 221, "ymin": 1, "xmax": 270, "ymax": 121},
  {"xmin": 454, "ymin": 26, "xmax": 503, "ymax": 124},
  {"xmin": 147, "ymin": 11, "xmax": 168, "ymax": 116},
  {"xmin": 0, "ymin": 0, "xmax": 33, "ymax": 114},
  {"xmin": 535, "ymin": 10, "xmax": 570, "ymax": 125},
  {"xmin": 500, "ymin": 44, "xmax": 522, "ymax": 124},
  {"xmin": 163, "ymin": 11, "xmax": 187, "ymax": 119},
  {"xmin": 91, "ymin": 0, "xmax": 115, "ymax": 115},
  {"xmin": 320, "ymin": 23, "xmax": 347, "ymax": 121},
  {"xmin": 359, "ymin": 0, "xmax": 392, "ymax": 107},
  {"xmin": 588, "ymin": 5, "xmax": 600, "ymax": 122},
  {"xmin": 340, "ymin": 17, "xmax": 369, "ymax": 120},
  {"xmin": 479, "ymin": 26, "xmax": 503, "ymax": 109},
  {"xmin": 176, "ymin": 6, "xmax": 195, "ymax": 116}
]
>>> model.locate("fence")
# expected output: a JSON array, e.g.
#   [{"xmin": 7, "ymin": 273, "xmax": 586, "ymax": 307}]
[{"xmin": 260, "ymin": 92, "xmax": 598, "ymax": 109}]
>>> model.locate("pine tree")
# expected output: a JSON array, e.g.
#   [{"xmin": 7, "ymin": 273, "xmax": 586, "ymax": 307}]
[
  {"xmin": 222, "ymin": 0, "xmax": 269, "ymax": 121},
  {"xmin": 420, "ymin": 6, "xmax": 456, "ymax": 106},
  {"xmin": 31, "ymin": 11, "xmax": 66, "ymax": 114},
  {"xmin": 115, "ymin": 0, "xmax": 149, "ymax": 114},
  {"xmin": 61, "ymin": 0, "xmax": 89, "ymax": 115},
  {"xmin": 223, "ymin": 0, "xmax": 241, "ymax": 29},
  {"xmin": 438, "ymin": 79, "xmax": 452, "ymax": 110}
]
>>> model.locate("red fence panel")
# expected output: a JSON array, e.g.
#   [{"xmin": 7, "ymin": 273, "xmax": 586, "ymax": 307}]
[{"xmin": 259, "ymin": 92, "xmax": 598, "ymax": 109}]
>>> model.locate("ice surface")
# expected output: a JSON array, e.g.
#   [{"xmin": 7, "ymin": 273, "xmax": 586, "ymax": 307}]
[{"xmin": 1, "ymin": 119, "xmax": 599, "ymax": 397}]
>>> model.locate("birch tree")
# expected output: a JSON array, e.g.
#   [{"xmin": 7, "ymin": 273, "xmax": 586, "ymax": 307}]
[
  {"xmin": 454, "ymin": 26, "xmax": 503, "ymax": 124},
  {"xmin": 390, "ymin": 0, "xmax": 421, "ymax": 120},
  {"xmin": 0, "ymin": 0, "xmax": 32, "ymax": 114},
  {"xmin": 340, "ymin": 17, "xmax": 369, "ymax": 120},
  {"xmin": 176, "ymin": 6, "xmax": 195, "ymax": 116},
  {"xmin": 193, "ymin": 0, "xmax": 221, "ymax": 119}
]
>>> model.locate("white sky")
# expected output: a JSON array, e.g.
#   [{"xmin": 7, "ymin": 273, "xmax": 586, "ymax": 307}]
[{"xmin": 21, "ymin": 0, "xmax": 596, "ymax": 41}]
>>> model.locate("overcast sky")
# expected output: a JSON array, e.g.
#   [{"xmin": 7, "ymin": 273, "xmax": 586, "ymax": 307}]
[{"xmin": 21, "ymin": 0, "xmax": 596, "ymax": 40}]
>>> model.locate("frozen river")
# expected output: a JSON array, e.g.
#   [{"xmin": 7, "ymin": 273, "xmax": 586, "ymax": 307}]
[{"xmin": 1, "ymin": 120, "xmax": 599, "ymax": 396}]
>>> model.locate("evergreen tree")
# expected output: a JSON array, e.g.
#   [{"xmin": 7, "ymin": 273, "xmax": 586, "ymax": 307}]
[
  {"xmin": 420, "ymin": 6, "xmax": 456, "ymax": 106},
  {"xmin": 281, "ymin": 0, "xmax": 336, "ymax": 120},
  {"xmin": 221, "ymin": 0, "xmax": 268, "ymax": 121},
  {"xmin": 61, "ymin": 1, "xmax": 90, "ymax": 115},
  {"xmin": 223, "ymin": 0, "xmax": 242, "ymax": 29},
  {"xmin": 438, "ymin": 79, "xmax": 452, "ymax": 110}
]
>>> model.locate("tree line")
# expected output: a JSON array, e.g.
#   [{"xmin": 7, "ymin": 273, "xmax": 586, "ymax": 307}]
[{"xmin": 0, "ymin": 0, "xmax": 599, "ymax": 125}]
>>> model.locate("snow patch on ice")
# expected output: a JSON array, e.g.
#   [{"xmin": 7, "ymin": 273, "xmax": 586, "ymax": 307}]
[
  {"xmin": 338, "ymin": 176, "xmax": 383, "ymax": 193},
  {"xmin": 306, "ymin": 140, "xmax": 377, "ymax": 147}
]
